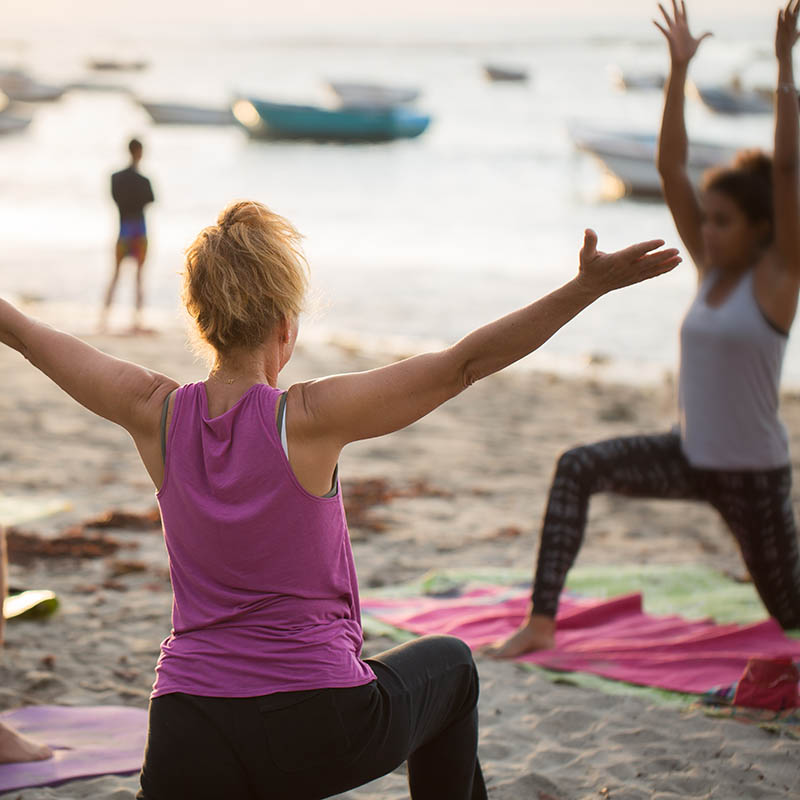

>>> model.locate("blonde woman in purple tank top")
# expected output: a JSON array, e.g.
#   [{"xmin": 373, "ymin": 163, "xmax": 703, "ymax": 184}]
[
  {"xmin": 489, "ymin": 0, "xmax": 800, "ymax": 660},
  {"xmin": 0, "ymin": 200, "xmax": 678, "ymax": 792}
]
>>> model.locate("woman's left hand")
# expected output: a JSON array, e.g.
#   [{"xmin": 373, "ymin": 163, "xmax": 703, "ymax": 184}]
[
  {"xmin": 575, "ymin": 229, "xmax": 681, "ymax": 297},
  {"xmin": 776, "ymin": 0, "xmax": 800, "ymax": 62}
]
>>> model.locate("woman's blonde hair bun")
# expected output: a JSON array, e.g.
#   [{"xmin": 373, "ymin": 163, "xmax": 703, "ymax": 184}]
[{"xmin": 182, "ymin": 200, "xmax": 309, "ymax": 356}]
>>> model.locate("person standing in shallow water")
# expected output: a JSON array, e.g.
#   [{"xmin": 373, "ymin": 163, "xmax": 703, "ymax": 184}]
[
  {"xmin": 487, "ymin": 0, "xmax": 800, "ymax": 659},
  {"xmin": 0, "ymin": 194, "xmax": 679, "ymax": 798},
  {"xmin": 101, "ymin": 137, "xmax": 155, "ymax": 333}
]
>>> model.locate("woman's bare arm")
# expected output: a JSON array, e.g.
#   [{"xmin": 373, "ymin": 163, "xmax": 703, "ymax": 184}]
[
  {"xmin": 0, "ymin": 299, "xmax": 177, "ymax": 479},
  {"xmin": 654, "ymin": 0, "xmax": 711, "ymax": 273},
  {"xmin": 289, "ymin": 232, "xmax": 680, "ymax": 470}
]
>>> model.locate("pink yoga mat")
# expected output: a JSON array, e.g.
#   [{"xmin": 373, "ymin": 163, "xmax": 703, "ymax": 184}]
[
  {"xmin": 363, "ymin": 588, "xmax": 800, "ymax": 694},
  {"xmin": 0, "ymin": 705, "xmax": 147, "ymax": 793}
]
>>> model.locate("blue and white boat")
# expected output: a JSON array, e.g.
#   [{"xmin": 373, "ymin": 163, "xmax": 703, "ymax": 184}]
[{"xmin": 233, "ymin": 97, "xmax": 431, "ymax": 142}]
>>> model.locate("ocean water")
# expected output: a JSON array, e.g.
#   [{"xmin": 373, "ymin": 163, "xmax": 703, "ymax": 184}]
[{"xmin": 2, "ymin": 12, "xmax": 797, "ymax": 385}]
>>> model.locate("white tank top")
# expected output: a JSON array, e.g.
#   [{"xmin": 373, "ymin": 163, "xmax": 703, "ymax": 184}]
[{"xmin": 678, "ymin": 269, "xmax": 790, "ymax": 470}]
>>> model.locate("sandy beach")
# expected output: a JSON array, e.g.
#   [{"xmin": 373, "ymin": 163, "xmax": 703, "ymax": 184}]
[{"xmin": 1, "ymin": 316, "xmax": 799, "ymax": 799}]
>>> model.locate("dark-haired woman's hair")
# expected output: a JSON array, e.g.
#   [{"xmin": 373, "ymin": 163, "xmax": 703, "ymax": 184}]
[{"xmin": 702, "ymin": 150, "xmax": 773, "ymax": 240}]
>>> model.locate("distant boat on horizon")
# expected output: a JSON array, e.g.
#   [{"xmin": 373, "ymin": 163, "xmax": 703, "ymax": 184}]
[
  {"xmin": 610, "ymin": 67, "xmax": 665, "ymax": 91},
  {"xmin": 140, "ymin": 100, "xmax": 235, "ymax": 126},
  {"xmin": 88, "ymin": 59, "xmax": 148, "ymax": 72},
  {"xmin": 484, "ymin": 64, "xmax": 529, "ymax": 83},
  {"xmin": 233, "ymin": 97, "xmax": 431, "ymax": 142},
  {"xmin": 570, "ymin": 124, "xmax": 736, "ymax": 196}
]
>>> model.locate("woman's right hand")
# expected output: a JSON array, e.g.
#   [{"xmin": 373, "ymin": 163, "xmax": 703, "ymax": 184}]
[
  {"xmin": 654, "ymin": 0, "xmax": 712, "ymax": 66},
  {"xmin": 776, "ymin": 0, "xmax": 800, "ymax": 65},
  {"xmin": 574, "ymin": 229, "xmax": 681, "ymax": 297}
]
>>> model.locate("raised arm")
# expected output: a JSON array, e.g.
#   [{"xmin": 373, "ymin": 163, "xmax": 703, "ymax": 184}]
[
  {"xmin": 654, "ymin": 0, "xmax": 712, "ymax": 273},
  {"xmin": 774, "ymin": 0, "xmax": 800, "ymax": 280},
  {"xmin": 288, "ymin": 232, "xmax": 680, "ymax": 479},
  {"xmin": 0, "ymin": 299, "xmax": 177, "ymax": 479}
]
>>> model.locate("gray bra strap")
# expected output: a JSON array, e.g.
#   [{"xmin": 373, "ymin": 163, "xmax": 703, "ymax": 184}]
[
  {"xmin": 277, "ymin": 391, "xmax": 337, "ymax": 498},
  {"xmin": 277, "ymin": 390, "xmax": 288, "ymax": 434},
  {"xmin": 160, "ymin": 391, "xmax": 174, "ymax": 465}
]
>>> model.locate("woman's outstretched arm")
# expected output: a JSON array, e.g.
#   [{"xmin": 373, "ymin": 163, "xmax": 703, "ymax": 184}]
[
  {"xmin": 289, "ymin": 232, "xmax": 680, "ymax": 467},
  {"xmin": 773, "ymin": 0, "xmax": 800, "ymax": 280},
  {"xmin": 654, "ymin": 0, "xmax": 711, "ymax": 273},
  {"xmin": 0, "ymin": 299, "xmax": 177, "ymax": 477}
]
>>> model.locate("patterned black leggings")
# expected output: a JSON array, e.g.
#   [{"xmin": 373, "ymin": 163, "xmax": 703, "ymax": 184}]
[{"xmin": 531, "ymin": 431, "xmax": 800, "ymax": 629}]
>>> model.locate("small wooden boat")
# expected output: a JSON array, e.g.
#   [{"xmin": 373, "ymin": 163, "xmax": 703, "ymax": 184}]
[
  {"xmin": 2, "ymin": 83, "xmax": 64, "ymax": 103},
  {"xmin": 484, "ymin": 64, "xmax": 529, "ymax": 83},
  {"xmin": 695, "ymin": 85, "xmax": 772, "ymax": 115},
  {"xmin": 570, "ymin": 124, "xmax": 736, "ymax": 196},
  {"xmin": 328, "ymin": 81, "xmax": 420, "ymax": 108},
  {"xmin": 140, "ymin": 101, "xmax": 235, "ymax": 126},
  {"xmin": 0, "ymin": 70, "xmax": 64, "ymax": 103},
  {"xmin": 610, "ymin": 67, "xmax": 665, "ymax": 91},
  {"xmin": 0, "ymin": 113, "xmax": 31, "ymax": 134},
  {"xmin": 233, "ymin": 97, "xmax": 431, "ymax": 142},
  {"xmin": 67, "ymin": 80, "xmax": 133, "ymax": 94},
  {"xmin": 88, "ymin": 59, "xmax": 148, "ymax": 72}
]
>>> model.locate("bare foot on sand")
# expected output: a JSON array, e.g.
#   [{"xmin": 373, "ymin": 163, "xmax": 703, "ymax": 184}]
[
  {"xmin": 0, "ymin": 721, "xmax": 53, "ymax": 764},
  {"xmin": 483, "ymin": 613, "xmax": 556, "ymax": 658}
]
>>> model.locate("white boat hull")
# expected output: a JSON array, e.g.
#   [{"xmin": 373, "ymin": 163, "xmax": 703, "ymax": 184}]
[
  {"xmin": 1, "ymin": 83, "xmax": 64, "ymax": 103},
  {"xmin": 0, "ymin": 114, "xmax": 31, "ymax": 134},
  {"xmin": 328, "ymin": 82, "xmax": 420, "ymax": 108},
  {"xmin": 140, "ymin": 102, "xmax": 235, "ymax": 125},
  {"xmin": 570, "ymin": 125, "xmax": 736, "ymax": 195}
]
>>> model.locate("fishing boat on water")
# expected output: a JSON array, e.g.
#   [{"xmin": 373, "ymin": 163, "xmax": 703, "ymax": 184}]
[
  {"xmin": 140, "ymin": 101, "xmax": 235, "ymax": 126},
  {"xmin": 328, "ymin": 81, "xmax": 421, "ymax": 108},
  {"xmin": 484, "ymin": 64, "xmax": 529, "ymax": 82},
  {"xmin": 88, "ymin": 58, "xmax": 148, "ymax": 72},
  {"xmin": 694, "ymin": 84, "xmax": 773, "ymax": 115},
  {"xmin": 233, "ymin": 97, "xmax": 431, "ymax": 142},
  {"xmin": 610, "ymin": 67, "xmax": 665, "ymax": 91},
  {"xmin": 0, "ymin": 114, "xmax": 31, "ymax": 134},
  {"xmin": 570, "ymin": 124, "xmax": 736, "ymax": 196},
  {"xmin": 0, "ymin": 69, "xmax": 64, "ymax": 103},
  {"xmin": 0, "ymin": 88, "xmax": 32, "ymax": 134}
]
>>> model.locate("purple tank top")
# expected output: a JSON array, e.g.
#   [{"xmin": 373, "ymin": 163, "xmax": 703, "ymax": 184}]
[{"xmin": 151, "ymin": 382, "xmax": 375, "ymax": 698}]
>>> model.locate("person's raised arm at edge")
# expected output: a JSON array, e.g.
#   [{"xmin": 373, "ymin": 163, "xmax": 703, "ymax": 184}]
[
  {"xmin": 773, "ymin": 0, "xmax": 800, "ymax": 283},
  {"xmin": 654, "ymin": 0, "xmax": 712, "ymax": 274}
]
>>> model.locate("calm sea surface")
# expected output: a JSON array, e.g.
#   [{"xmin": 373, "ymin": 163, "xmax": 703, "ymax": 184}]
[{"xmin": 2, "ymin": 13, "xmax": 796, "ymax": 385}]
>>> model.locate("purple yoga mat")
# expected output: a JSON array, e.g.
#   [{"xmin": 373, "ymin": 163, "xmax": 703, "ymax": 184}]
[
  {"xmin": 0, "ymin": 705, "xmax": 147, "ymax": 793},
  {"xmin": 363, "ymin": 588, "xmax": 800, "ymax": 694}
]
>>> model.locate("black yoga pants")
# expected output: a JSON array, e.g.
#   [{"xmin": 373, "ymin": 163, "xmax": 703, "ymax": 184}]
[
  {"xmin": 137, "ymin": 634, "xmax": 487, "ymax": 800},
  {"xmin": 532, "ymin": 431, "xmax": 800, "ymax": 629}
]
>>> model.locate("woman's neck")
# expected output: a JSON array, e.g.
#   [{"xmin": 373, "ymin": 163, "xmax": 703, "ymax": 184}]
[{"xmin": 206, "ymin": 346, "xmax": 280, "ymax": 391}]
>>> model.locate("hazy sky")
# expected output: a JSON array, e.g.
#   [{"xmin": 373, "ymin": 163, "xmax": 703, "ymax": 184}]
[{"xmin": 4, "ymin": 0, "xmax": 754, "ymax": 25}]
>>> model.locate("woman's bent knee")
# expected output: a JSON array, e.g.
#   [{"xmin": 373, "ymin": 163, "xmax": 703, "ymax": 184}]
[
  {"xmin": 419, "ymin": 634, "xmax": 475, "ymax": 668},
  {"xmin": 556, "ymin": 446, "xmax": 588, "ymax": 477}
]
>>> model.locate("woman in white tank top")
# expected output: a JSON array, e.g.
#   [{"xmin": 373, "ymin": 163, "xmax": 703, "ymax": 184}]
[{"xmin": 489, "ymin": 0, "xmax": 800, "ymax": 658}]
